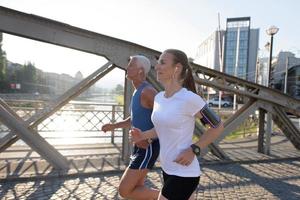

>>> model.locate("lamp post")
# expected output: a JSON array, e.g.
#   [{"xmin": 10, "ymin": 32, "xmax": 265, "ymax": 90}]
[{"xmin": 266, "ymin": 25, "xmax": 279, "ymax": 87}]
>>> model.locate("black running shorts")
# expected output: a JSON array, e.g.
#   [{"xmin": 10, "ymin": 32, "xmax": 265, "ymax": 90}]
[{"xmin": 161, "ymin": 170, "xmax": 200, "ymax": 200}]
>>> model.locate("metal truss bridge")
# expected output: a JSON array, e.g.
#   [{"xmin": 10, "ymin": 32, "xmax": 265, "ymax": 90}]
[{"xmin": 0, "ymin": 6, "xmax": 299, "ymax": 170}]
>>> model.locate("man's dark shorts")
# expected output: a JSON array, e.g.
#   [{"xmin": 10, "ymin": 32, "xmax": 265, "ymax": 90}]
[{"xmin": 129, "ymin": 139, "xmax": 159, "ymax": 170}]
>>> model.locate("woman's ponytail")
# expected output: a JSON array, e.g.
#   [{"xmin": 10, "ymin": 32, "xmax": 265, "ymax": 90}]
[{"xmin": 183, "ymin": 65, "xmax": 196, "ymax": 93}]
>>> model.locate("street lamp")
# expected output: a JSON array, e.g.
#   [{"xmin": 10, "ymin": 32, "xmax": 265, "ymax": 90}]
[{"xmin": 266, "ymin": 25, "xmax": 279, "ymax": 87}]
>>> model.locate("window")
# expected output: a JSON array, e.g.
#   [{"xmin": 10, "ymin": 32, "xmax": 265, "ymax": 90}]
[{"xmin": 239, "ymin": 31, "xmax": 249, "ymax": 39}]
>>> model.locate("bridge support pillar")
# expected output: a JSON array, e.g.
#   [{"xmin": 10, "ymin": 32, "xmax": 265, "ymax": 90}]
[
  {"xmin": 122, "ymin": 78, "xmax": 134, "ymax": 164},
  {"xmin": 258, "ymin": 109, "xmax": 272, "ymax": 155},
  {"xmin": 0, "ymin": 103, "xmax": 69, "ymax": 169}
]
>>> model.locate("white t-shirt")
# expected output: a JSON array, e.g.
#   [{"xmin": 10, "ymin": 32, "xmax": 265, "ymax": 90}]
[{"xmin": 151, "ymin": 88, "xmax": 206, "ymax": 177}]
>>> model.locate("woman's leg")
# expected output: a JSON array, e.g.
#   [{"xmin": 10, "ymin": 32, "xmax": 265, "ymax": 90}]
[{"xmin": 188, "ymin": 191, "xmax": 196, "ymax": 200}]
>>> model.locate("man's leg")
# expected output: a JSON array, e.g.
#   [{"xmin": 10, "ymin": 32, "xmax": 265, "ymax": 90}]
[{"xmin": 118, "ymin": 167, "xmax": 159, "ymax": 200}]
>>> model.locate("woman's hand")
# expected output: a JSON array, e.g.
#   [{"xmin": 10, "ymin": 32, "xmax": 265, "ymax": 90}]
[
  {"xmin": 173, "ymin": 147, "xmax": 195, "ymax": 166},
  {"xmin": 129, "ymin": 127, "xmax": 144, "ymax": 143}
]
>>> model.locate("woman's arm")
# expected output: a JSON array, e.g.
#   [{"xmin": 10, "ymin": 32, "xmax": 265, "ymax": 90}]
[
  {"xmin": 130, "ymin": 127, "xmax": 158, "ymax": 143},
  {"xmin": 194, "ymin": 112, "xmax": 224, "ymax": 149},
  {"xmin": 174, "ymin": 111, "xmax": 224, "ymax": 166}
]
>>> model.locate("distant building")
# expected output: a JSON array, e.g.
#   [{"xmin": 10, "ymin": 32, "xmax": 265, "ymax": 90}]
[
  {"xmin": 195, "ymin": 17, "xmax": 259, "ymax": 83},
  {"xmin": 257, "ymin": 57, "xmax": 269, "ymax": 86},
  {"xmin": 75, "ymin": 71, "xmax": 83, "ymax": 80},
  {"xmin": 287, "ymin": 65, "xmax": 300, "ymax": 99},
  {"xmin": 195, "ymin": 31, "xmax": 225, "ymax": 72},
  {"xmin": 271, "ymin": 51, "xmax": 300, "ymax": 96},
  {"xmin": 272, "ymin": 51, "xmax": 300, "ymax": 83}
]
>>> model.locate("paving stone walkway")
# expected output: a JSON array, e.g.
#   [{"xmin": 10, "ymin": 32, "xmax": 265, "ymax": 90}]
[
  {"xmin": 1, "ymin": 134, "xmax": 300, "ymax": 199},
  {"xmin": 1, "ymin": 159, "xmax": 300, "ymax": 200}
]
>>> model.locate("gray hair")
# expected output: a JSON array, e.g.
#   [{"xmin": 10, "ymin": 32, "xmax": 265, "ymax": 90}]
[{"xmin": 130, "ymin": 55, "xmax": 151, "ymax": 74}]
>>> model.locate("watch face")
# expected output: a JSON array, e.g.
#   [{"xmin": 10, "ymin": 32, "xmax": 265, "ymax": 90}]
[{"xmin": 192, "ymin": 144, "xmax": 201, "ymax": 155}]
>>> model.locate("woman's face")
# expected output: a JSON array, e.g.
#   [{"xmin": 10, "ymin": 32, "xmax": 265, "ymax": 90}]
[{"xmin": 155, "ymin": 52, "xmax": 177, "ymax": 84}]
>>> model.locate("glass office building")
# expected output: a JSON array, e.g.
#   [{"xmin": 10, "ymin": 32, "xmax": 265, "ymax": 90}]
[
  {"xmin": 224, "ymin": 17, "xmax": 250, "ymax": 79},
  {"xmin": 195, "ymin": 17, "xmax": 259, "ymax": 83},
  {"xmin": 288, "ymin": 65, "xmax": 300, "ymax": 99}
]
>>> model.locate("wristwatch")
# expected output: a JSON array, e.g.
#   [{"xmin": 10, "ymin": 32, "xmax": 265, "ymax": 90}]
[{"xmin": 190, "ymin": 144, "xmax": 201, "ymax": 156}]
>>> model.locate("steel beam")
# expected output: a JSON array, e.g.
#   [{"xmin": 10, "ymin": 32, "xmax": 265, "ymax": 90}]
[
  {"xmin": 0, "ymin": 5, "xmax": 298, "ymax": 114},
  {"xmin": 0, "ymin": 99, "xmax": 24, "ymax": 148},
  {"xmin": 193, "ymin": 65, "xmax": 300, "ymax": 115},
  {"xmin": 273, "ymin": 106, "xmax": 300, "ymax": 149},
  {"xmin": 0, "ymin": 104, "xmax": 69, "ymax": 169},
  {"xmin": 122, "ymin": 78, "xmax": 134, "ymax": 164},
  {"xmin": 194, "ymin": 121, "xmax": 229, "ymax": 159},
  {"xmin": 0, "ymin": 62, "xmax": 114, "ymax": 152},
  {"xmin": 0, "ymin": 6, "xmax": 160, "ymax": 69},
  {"xmin": 215, "ymin": 99, "xmax": 259, "ymax": 144},
  {"xmin": 256, "ymin": 101, "xmax": 300, "ymax": 150},
  {"xmin": 30, "ymin": 62, "xmax": 114, "ymax": 127}
]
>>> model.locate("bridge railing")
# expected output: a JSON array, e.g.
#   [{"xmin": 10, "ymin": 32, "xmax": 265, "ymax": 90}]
[{"xmin": 0, "ymin": 100, "xmax": 124, "ymax": 144}]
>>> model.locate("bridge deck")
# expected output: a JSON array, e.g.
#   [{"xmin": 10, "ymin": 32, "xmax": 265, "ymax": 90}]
[
  {"xmin": 1, "ymin": 134, "xmax": 300, "ymax": 200},
  {"xmin": 0, "ymin": 134, "xmax": 299, "ymax": 180}
]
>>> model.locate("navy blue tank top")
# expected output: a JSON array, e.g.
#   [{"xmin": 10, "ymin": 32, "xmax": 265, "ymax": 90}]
[{"xmin": 131, "ymin": 82, "xmax": 154, "ymax": 131}]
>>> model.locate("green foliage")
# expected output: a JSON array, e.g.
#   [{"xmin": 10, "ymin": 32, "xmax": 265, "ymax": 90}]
[
  {"xmin": 115, "ymin": 95, "xmax": 124, "ymax": 105},
  {"xmin": 0, "ymin": 33, "xmax": 6, "ymax": 82},
  {"xmin": 114, "ymin": 84, "xmax": 124, "ymax": 95},
  {"xmin": 23, "ymin": 62, "xmax": 37, "ymax": 83},
  {"xmin": 225, "ymin": 117, "xmax": 258, "ymax": 139},
  {"xmin": 0, "ymin": 33, "xmax": 39, "ymax": 93}
]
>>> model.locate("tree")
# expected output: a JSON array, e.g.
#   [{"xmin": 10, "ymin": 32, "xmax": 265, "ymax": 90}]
[
  {"xmin": 0, "ymin": 32, "xmax": 7, "ymax": 82},
  {"xmin": 114, "ymin": 84, "xmax": 124, "ymax": 95},
  {"xmin": 0, "ymin": 32, "xmax": 8, "ymax": 92},
  {"xmin": 23, "ymin": 62, "xmax": 37, "ymax": 83},
  {"xmin": 19, "ymin": 62, "xmax": 37, "ymax": 92}
]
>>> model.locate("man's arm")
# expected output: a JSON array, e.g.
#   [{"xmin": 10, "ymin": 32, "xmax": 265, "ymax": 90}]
[
  {"xmin": 101, "ymin": 117, "xmax": 131, "ymax": 132},
  {"xmin": 131, "ymin": 128, "xmax": 158, "ymax": 143},
  {"xmin": 140, "ymin": 86, "xmax": 157, "ymax": 109}
]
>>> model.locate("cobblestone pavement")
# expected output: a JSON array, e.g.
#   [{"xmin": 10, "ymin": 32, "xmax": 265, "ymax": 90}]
[{"xmin": 1, "ymin": 159, "xmax": 300, "ymax": 200}]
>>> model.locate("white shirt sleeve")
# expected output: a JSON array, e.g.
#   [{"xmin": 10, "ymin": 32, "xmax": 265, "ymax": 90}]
[{"xmin": 185, "ymin": 92, "xmax": 206, "ymax": 116}]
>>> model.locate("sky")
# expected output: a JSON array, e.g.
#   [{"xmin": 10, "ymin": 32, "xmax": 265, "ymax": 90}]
[{"xmin": 1, "ymin": 0, "xmax": 300, "ymax": 87}]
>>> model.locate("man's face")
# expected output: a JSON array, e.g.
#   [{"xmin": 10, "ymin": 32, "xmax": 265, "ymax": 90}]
[{"xmin": 126, "ymin": 58, "xmax": 140, "ymax": 80}]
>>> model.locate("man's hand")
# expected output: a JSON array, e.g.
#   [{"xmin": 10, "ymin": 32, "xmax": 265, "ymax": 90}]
[
  {"xmin": 135, "ymin": 140, "xmax": 149, "ymax": 149},
  {"xmin": 130, "ymin": 127, "xmax": 150, "ymax": 149},
  {"xmin": 130, "ymin": 127, "xmax": 144, "ymax": 143},
  {"xmin": 101, "ymin": 124, "xmax": 115, "ymax": 132}
]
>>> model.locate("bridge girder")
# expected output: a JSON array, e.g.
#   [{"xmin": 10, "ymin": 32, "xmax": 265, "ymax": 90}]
[
  {"xmin": 0, "ymin": 6, "xmax": 161, "ymax": 69},
  {"xmin": 0, "ymin": 6, "xmax": 299, "ymax": 167}
]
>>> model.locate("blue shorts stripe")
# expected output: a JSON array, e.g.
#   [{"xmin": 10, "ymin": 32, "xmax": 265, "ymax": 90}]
[
  {"xmin": 139, "ymin": 148, "xmax": 149, "ymax": 169},
  {"xmin": 141, "ymin": 143, "xmax": 152, "ymax": 169},
  {"xmin": 129, "ymin": 139, "xmax": 159, "ymax": 170}
]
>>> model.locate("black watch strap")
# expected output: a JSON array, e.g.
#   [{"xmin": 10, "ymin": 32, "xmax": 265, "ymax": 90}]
[{"xmin": 191, "ymin": 144, "xmax": 201, "ymax": 156}]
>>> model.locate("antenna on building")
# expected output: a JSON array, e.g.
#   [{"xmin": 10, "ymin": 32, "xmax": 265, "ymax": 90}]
[
  {"xmin": 217, "ymin": 12, "xmax": 223, "ymax": 69},
  {"xmin": 217, "ymin": 13, "xmax": 223, "ymax": 109}
]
